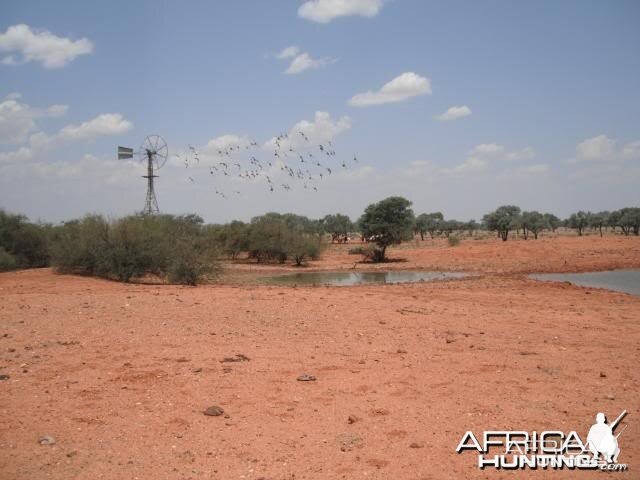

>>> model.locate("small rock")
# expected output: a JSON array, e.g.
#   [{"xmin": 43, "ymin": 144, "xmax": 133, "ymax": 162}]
[
  {"xmin": 39, "ymin": 435, "xmax": 56, "ymax": 446},
  {"xmin": 347, "ymin": 415, "xmax": 359, "ymax": 424},
  {"xmin": 599, "ymin": 372, "xmax": 607, "ymax": 378},
  {"xmin": 606, "ymin": 394, "xmax": 615, "ymax": 400},
  {"xmin": 221, "ymin": 354, "xmax": 250, "ymax": 363},
  {"xmin": 204, "ymin": 405, "xmax": 224, "ymax": 416},
  {"xmin": 176, "ymin": 357, "xmax": 190, "ymax": 363},
  {"xmin": 192, "ymin": 367, "xmax": 202, "ymax": 373},
  {"xmin": 66, "ymin": 451, "xmax": 78, "ymax": 458},
  {"xmin": 396, "ymin": 349, "xmax": 407, "ymax": 354},
  {"xmin": 409, "ymin": 442, "xmax": 424, "ymax": 449},
  {"xmin": 0, "ymin": 374, "xmax": 9, "ymax": 380},
  {"xmin": 297, "ymin": 373, "xmax": 316, "ymax": 382}
]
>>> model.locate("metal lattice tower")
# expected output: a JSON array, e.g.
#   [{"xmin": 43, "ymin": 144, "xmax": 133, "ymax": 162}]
[
  {"xmin": 142, "ymin": 150, "xmax": 160, "ymax": 215},
  {"xmin": 118, "ymin": 135, "xmax": 168, "ymax": 215}
]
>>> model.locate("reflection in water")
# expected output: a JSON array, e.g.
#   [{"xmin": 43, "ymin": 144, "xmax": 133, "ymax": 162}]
[
  {"xmin": 262, "ymin": 270, "xmax": 468, "ymax": 286},
  {"xmin": 529, "ymin": 270, "xmax": 640, "ymax": 296}
]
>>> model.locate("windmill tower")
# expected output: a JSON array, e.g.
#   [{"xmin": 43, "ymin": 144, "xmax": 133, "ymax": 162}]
[{"xmin": 118, "ymin": 135, "xmax": 168, "ymax": 215}]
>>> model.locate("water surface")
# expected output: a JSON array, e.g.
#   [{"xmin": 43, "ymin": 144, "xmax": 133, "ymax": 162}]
[
  {"xmin": 529, "ymin": 270, "xmax": 640, "ymax": 296},
  {"xmin": 261, "ymin": 270, "xmax": 467, "ymax": 286}
]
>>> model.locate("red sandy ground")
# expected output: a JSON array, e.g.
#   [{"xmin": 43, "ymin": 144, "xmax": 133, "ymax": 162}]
[{"xmin": 0, "ymin": 235, "xmax": 639, "ymax": 479}]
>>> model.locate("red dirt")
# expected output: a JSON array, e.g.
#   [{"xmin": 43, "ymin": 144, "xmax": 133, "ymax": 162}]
[{"xmin": 1, "ymin": 235, "xmax": 639, "ymax": 479}]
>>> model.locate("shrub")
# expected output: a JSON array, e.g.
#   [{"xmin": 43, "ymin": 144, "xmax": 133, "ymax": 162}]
[
  {"xmin": 50, "ymin": 214, "xmax": 218, "ymax": 285},
  {"xmin": 0, "ymin": 246, "xmax": 18, "ymax": 271},
  {"xmin": 288, "ymin": 234, "xmax": 324, "ymax": 266},
  {"xmin": 448, "ymin": 236, "xmax": 461, "ymax": 246},
  {"xmin": 246, "ymin": 213, "xmax": 325, "ymax": 265},
  {"xmin": 0, "ymin": 209, "xmax": 50, "ymax": 269}
]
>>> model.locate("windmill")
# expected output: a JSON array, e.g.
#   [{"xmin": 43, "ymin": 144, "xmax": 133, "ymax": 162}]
[{"xmin": 118, "ymin": 135, "xmax": 168, "ymax": 215}]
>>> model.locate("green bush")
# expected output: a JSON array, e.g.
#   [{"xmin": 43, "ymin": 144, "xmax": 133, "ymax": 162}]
[
  {"xmin": 0, "ymin": 209, "xmax": 50, "ymax": 269},
  {"xmin": 0, "ymin": 246, "xmax": 18, "ymax": 271},
  {"xmin": 245, "ymin": 213, "xmax": 326, "ymax": 265},
  {"xmin": 50, "ymin": 214, "xmax": 218, "ymax": 285},
  {"xmin": 448, "ymin": 236, "xmax": 461, "ymax": 246}
]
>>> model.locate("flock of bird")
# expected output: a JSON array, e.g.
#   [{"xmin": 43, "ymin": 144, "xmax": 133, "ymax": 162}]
[{"xmin": 172, "ymin": 132, "xmax": 357, "ymax": 199}]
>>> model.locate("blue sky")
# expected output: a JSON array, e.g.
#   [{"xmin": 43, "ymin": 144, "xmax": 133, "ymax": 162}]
[{"xmin": 1, "ymin": 0, "xmax": 639, "ymax": 223}]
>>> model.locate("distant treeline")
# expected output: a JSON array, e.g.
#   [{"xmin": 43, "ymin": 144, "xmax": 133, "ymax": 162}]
[{"xmin": 1, "ymin": 200, "xmax": 638, "ymax": 281}]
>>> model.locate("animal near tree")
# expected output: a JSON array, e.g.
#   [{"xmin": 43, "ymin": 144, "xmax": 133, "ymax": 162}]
[{"xmin": 321, "ymin": 214, "xmax": 353, "ymax": 243}]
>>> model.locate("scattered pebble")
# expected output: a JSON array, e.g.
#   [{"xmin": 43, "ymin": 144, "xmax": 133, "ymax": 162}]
[
  {"xmin": 39, "ymin": 435, "xmax": 56, "ymax": 446},
  {"xmin": 409, "ymin": 442, "xmax": 424, "ymax": 449},
  {"xmin": 599, "ymin": 372, "xmax": 607, "ymax": 378},
  {"xmin": 192, "ymin": 367, "xmax": 202, "ymax": 373},
  {"xmin": 606, "ymin": 394, "xmax": 615, "ymax": 400},
  {"xmin": 296, "ymin": 373, "xmax": 316, "ymax": 382},
  {"xmin": 336, "ymin": 433, "xmax": 362, "ymax": 452},
  {"xmin": 0, "ymin": 374, "xmax": 9, "ymax": 380},
  {"xmin": 221, "ymin": 354, "xmax": 250, "ymax": 363},
  {"xmin": 347, "ymin": 415, "xmax": 359, "ymax": 424},
  {"xmin": 204, "ymin": 405, "xmax": 225, "ymax": 416}
]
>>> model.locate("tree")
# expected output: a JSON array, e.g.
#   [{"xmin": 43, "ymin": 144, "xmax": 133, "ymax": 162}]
[
  {"xmin": 568, "ymin": 211, "xmax": 590, "ymax": 236},
  {"xmin": 615, "ymin": 207, "xmax": 640, "ymax": 236},
  {"xmin": 464, "ymin": 220, "xmax": 479, "ymax": 237},
  {"xmin": 209, "ymin": 220, "xmax": 250, "ymax": 259},
  {"xmin": 521, "ymin": 211, "xmax": 547, "ymax": 240},
  {"xmin": 483, "ymin": 205, "xmax": 522, "ymax": 241},
  {"xmin": 589, "ymin": 211, "xmax": 610, "ymax": 237},
  {"xmin": 543, "ymin": 213, "xmax": 561, "ymax": 232},
  {"xmin": 246, "ymin": 213, "xmax": 325, "ymax": 264},
  {"xmin": 416, "ymin": 212, "xmax": 444, "ymax": 239},
  {"xmin": 439, "ymin": 219, "xmax": 463, "ymax": 238},
  {"xmin": 414, "ymin": 213, "xmax": 429, "ymax": 240},
  {"xmin": 322, "ymin": 214, "xmax": 353, "ymax": 243},
  {"xmin": 358, "ymin": 196, "xmax": 415, "ymax": 262}
]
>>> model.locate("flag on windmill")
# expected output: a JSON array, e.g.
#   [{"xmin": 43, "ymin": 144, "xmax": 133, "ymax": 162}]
[{"xmin": 118, "ymin": 146, "xmax": 134, "ymax": 160}]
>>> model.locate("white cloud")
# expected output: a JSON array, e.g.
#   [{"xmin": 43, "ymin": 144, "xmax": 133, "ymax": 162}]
[
  {"xmin": 505, "ymin": 146, "xmax": 535, "ymax": 161},
  {"xmin": 0, "ymin": 113, "xmax": 132, "ymax": 164},
  {"xmin": 622, "ymin": 140, "xmax": 640, "ymax": 160},
  {"xmin": 0, "ymin": 24, "xmax": 94, "ymax": 69},
  {"xmin": 443, "ymin": 143, "xmax": 536, "ymax": 176},
  {"xmin": 0, "ymin": 97, "xmax": 68, "ymax": 144},
  {"xmin": 573, "ymin": 134, "xmax": 616, "ymax": 163},
  {"xmin": 264, "ymin": 111, "xmax": 352, "ymax": 151},
  {"xmin": 436, "ymin": 105, "xmax": 472, "ymax": 121},
  {"xmin": 569, "ymin": 134, "xmax": 640, "ymax": 169},
  {"xmin": 469, "ymin": 143, "xmax": 535, "ymax": 161},
  {"xmin": 445, "ymin": 157, "xmax": 488, "ymax": 175},
  {"xmin": 274, "ymin": 46, "xmax": 336, "ymax": 75},
  {"xmin": 470, "ymin": 143, "xmax": 505, "ymax": 155},
  {"xmin": 349, "ymin": 72, "xmax": 431, "ymax": 107},
  {"xmin": 276, "ymin": 46, "xmax": 300, "ymax": 59},
  {"xmin": 285, "ymin": 52, "xmax": 336, "ymax": 74},
  {"xmin": 52, "ymin": 113, "xmax": 132, "ymax": 144},
  {"xmin": 298, "ymin": 0, "xmax": 384, "ymax": 23}
]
